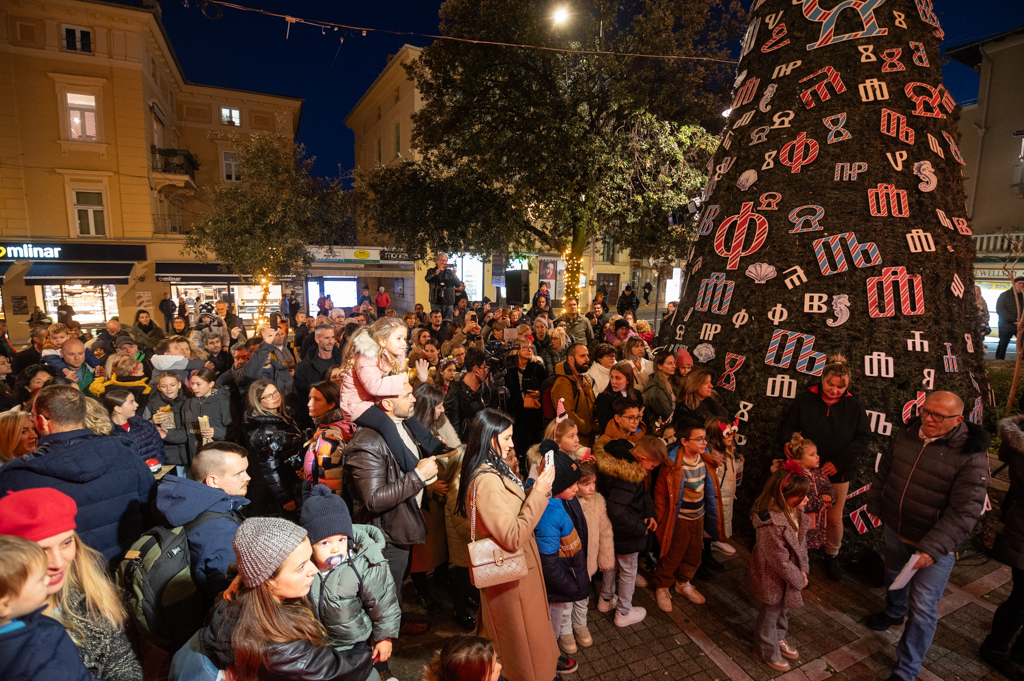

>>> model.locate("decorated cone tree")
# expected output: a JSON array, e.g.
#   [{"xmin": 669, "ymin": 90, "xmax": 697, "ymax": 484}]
[{"xmin": 658, "ymin": 0, "xmax": 990, "ymax": 552}]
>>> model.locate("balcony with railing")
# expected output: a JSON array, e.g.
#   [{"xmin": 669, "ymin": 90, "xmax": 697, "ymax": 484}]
[
  {"xmin": 973, "ymin": 232, "xmax": 1024, "ymax": 257},
  {"xmin": 152, "ymin": 215, "xmax": 189, "ymax": 238},
  {"xmin": 151, "ymin": 148, "xmax": 199, "ymax": 192}
]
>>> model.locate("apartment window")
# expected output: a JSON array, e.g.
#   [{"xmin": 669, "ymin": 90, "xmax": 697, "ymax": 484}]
[
  {"xmin": 73, "ymin": 190, "xmax": 105, "ymax": 236},
  {"xmin": 602, "ymin": 238, "xmax": 617, "ymax": 263},
  {"xmin": 394, "ymin": 87, "xmax": 400, "ymax": 104},
  {"xmin": 223, "ymin": 151, "xmax": 241, "ymax": 182},
  {"xmin": 394, "ymin": 122, "xmax": 401, "ymax": 158},
  {"xmin": 376, "ymin": 137, "xmax": 382, "ymax": 164},
  {"xmin": 220, "ymin": 107, "xmax": 241, "ymax": 126},
  {"xmin": 62, "ymin": 25, "xmax": 92, "ymax": 53},
  {"xmin": 67, "ymin": 93, "xmax": 97, "ymax": 141}
]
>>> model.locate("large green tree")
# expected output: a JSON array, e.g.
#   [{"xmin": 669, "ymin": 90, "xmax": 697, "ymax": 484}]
[
  {"xmin": 356, "ymin": 0, "xmax": 742, "ymax": 300},
  {"xmin": 185, "ymin": 134, "xmax": 352, "ymax": 317}
]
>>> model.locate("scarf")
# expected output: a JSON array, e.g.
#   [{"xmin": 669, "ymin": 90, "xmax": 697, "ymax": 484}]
[
  {"xmin": 314, "ymin": 407, "xmax": 344, "ymax": 427},
  {"xmin": 488, "ymin": 457, "xmax": 524, "ymax": 489}
]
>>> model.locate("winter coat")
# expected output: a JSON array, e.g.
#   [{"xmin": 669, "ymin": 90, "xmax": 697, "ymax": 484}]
[
  {"xmin": 866, "ymin": 419, "xmax": 990, "ymax": 560},
  {"xmin": 556, "ymin": 313, "xmax": 594, "ymax": 346},
  {"xmin": 195, "ymin": 597, "xmax": 373, "ymax": 681},
  {"xmin": 470, "ymin": 465, "xmax": 560, "ymax": 681},
  {"xmin": 700, "ymin": 449, "xmax": 727, "ymax": 544},
  {"xmin": 551, "ymin": 362, "xmax": 597, "ymax": 445},
  {"xmin": 616, "ymin": 291, "xmax": 639, "ymax": 315},
  {"xmin": 339, "ymin": 333, "xmax": 406, "ymax": 423},
  {"xmin": 443, "ymin": 376, "xmax": 486, "ymax": 440},
  {"xmin": 672, "ymin": 395, "xmax": 729, "ymax": 431},
  {"xmin": 343, "ymin": 426, "xmax": 427, "ymax": 546},
  {"xmin": 89, "ymin": 374, "xmax": 152, "ymax": 410},
  {"xmin": 411, "ymin": 478, "xmax": 450, "ymax": 573},
  {"xmin": 578, "ymin": 492, "xmax": 615, "ymax": 577},
  {"xmin": 243, "ymin": 412, "xmax": 304, "ymax": 509},
  {"xmin": 540, "ymin": 343, "xmax": 568, "ymax": 376},
  {"xmin": 999, "ymin": 415, "xmax": 1024, "ymax": 569},
  {"xmin": 749, "ymin": 510, "xmax": 810, "ymax": 609},
  {"xmin": 445, "ymin": 473, "xmax": 472, "ymax": 568},
  {"xmin": 374, "ymin": 292, "xmax": 391, "ymax": 310},
  {"xmin": 653, "ymin": 444, "xmax": 720, "ymax": 557},
  {"xmin": 155, "ymin": 475, "xmax": 248, "ymax": 605},
  {"xmin": 144, "ymin": 391, "xmax": 190, "ymax": 466},
  {"xmin": 595, "ymin": 440, "xmax": 656, "ymax": 554},
  {"xmin": 233, "ymin": 341, "xmax": 294, "ymax": 396},
  {"xmin": 803, "ymin": 467, "xmax": 837, "ymax": 551},
  {"xmin": 778, "ymin": 384, "xmax": 871, "ymax": 483},
  {"xmin": 997, "ymin": 287, "xmax": 1024, "ymax": 325},
  {"xmin": 308, "ymin": 524, "xmax": 402, "ymax": 649},
  {"xmin": 0, "ymin": 606, "xmax": 95, "ymax": 681},
  {"xmin": 63, "ymin": 587, "xmax": 144, "ymax": 681},
  {"xmin": 129, "ymin": 321, "xmax": 165, "ymax": 352},
  {"xmin": 295, "ymin": 345, "xmax": 343, "ymax": 400},
  {"xmin": 641, "ymin": 376, "xmax": 675, "ymax": 424},
  {"xmin": 183, "ymin": 389, "xmax": 233, "ymax": 457},
  {"xmin": 536, "ymin": 496, "xmax": 589, "ymax": 603},
  {"xmin": 715, "ymin": 451, "xmax": 743, "ymax": 538},
  {"xmin": 11, "ymin": 345, "xmax": 42, "ymax": 376},
  {"xmin": 113, "ymin": 416, "xmax": 166, "ymax": 464},
  {"xmin": 0, "ymin": 429, "xmax": 156, "ymax": 564}
]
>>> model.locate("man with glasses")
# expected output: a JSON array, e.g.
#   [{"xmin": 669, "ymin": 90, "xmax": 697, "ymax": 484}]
[
  {"xmin": 865, "ymin": 391, "xmax": 990, "ymax": 681},
  {"xmin": 595, "ymin": 397, "xmax": 645, "ymax": 458}
]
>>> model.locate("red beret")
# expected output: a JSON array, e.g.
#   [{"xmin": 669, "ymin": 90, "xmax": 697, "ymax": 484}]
[{"xmin": 0, "ymin": 488, "xmax": 77, "ymax": 542}]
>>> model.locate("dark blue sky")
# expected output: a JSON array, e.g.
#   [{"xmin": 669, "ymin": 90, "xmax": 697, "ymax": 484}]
[{"xmin": 156, "ymin": 0, "xmax": 1024, "ymax": 177}]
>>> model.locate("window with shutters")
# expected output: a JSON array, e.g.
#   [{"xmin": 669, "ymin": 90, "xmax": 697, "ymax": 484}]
[
  {"xmin": 220, "ymin": 107, "xmax": 241, "ymax": 126},
  {"xmin": 61, "ymin": 25, "xmax": 92, "ymax": 53},
  {"xmin": 223, "ymin": 151, "xmax": 241, "ymax": 182}
]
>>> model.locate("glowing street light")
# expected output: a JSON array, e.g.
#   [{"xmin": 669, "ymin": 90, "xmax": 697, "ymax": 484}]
[{"xmin": 552, "ymin": 6, "xmax": 570, "ymax": 26}]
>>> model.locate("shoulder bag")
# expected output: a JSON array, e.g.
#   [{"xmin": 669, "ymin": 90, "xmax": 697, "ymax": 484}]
[{"xmin": 467, "ymin": 478, "xmax": 529, "ymax": 588}]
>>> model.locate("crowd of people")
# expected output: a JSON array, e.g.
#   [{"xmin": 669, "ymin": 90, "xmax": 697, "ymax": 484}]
[{"xmin": 0, "ymin": 256, "xmax": 1009, "ymax": 681}]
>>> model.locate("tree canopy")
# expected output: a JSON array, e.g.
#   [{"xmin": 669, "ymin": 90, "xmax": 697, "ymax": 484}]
[{"xmin": 355, "ymin": 0, "xmax": 742, "ymax": 293}]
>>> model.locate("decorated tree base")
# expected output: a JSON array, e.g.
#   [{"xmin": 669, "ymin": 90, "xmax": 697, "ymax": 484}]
[{"xmin": 659, "ymin": 0, "xmax": 992, "ymax": 557}]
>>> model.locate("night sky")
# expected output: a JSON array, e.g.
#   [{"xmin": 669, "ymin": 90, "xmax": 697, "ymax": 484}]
[{"xmin": 155, "ymin": 0, "xmax": 1024, "ymax": 178}]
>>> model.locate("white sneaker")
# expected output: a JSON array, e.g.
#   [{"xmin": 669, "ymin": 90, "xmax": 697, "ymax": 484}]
[
  {"xmin": 614, "ymin": 606, "xmax": 647, "ymax": 627},
  {"xmin": 674, "ymin": 581, "xmax": 706, "ymax": 604},
  {"xmin": 655, "ymin": 587, "xmax": 673, "ymax": 612},
  {"xmin": 711, "ymin": 540, "xmax": 736, "ymax": 556},
  {"xmin": 634, "ymin": 573, "xmax": 648, "ymax": 588},
  {"xmin": 597, "ymin": 596, "xmax": 615, "ymax": 613}
]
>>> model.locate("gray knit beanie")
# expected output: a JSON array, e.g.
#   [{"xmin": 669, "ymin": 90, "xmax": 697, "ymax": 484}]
[{"xmin": 233, "ymin": 517, "xmax": 308, "ymax": 588}]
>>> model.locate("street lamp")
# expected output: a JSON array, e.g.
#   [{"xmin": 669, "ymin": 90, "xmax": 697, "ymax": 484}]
[{"xmin": 552, "ymin": 6, "xmax": 570, "ymax": 26}]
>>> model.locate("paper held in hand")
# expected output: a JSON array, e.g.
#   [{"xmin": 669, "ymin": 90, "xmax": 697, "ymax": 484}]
[{"xmin": 889, "ymin": 553, "xmax": 922, "ymax": 591}]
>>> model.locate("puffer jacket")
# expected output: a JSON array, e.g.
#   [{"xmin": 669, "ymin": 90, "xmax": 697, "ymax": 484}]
[
  {"xmin": 339, "ymin": 332, "xmax": 406, "ymax": 422},
  {"xmin": 0, "ymin": 429, "xmax": 155, "ymax": 564},
  {"xmin": 540, "ymin": 343, "xmax": 568, "ymax": 377},
  {"xmin": 144, "ymin": 390, "xmax": 190, "ymax": 466},
  {"xmin": 535, "ymin": 496, "xmax": 589, "ymax": 603},
  {"xmin": 244, "ymin": 412, "xmax": 305, "ymax": 509},
  {"xmin": 653, "ymin": 443, "xmax": 720, "ymax": 558},
  {"xmin": 866, "ymin": 419, "xmax": 990, "ymax": 560},
  {"xmin": 183, "ymin": 388, "xmax": 233, "ymax": 457},
  {"xmin": 999, "ymin": 414, "xmax": 1024, "ymax": 569},
  {"xmin": 308, "ymin": 524, "xmax": 402, "ymax": 649},
  {"xmin": 443, "ymin": 376, "xmax": 486, "ymax": 440},
  {"xmin": 749, "ymin": 509, "xmax": 810, "ymax": 609},
  {"xmin": 578, "ymin": 492, "xmax": 615, "ymax": 577},
  {"xmin": 595, "ymin": 440, "xmax": 656, "ymax": 555},
  {"xmin": 114, "ymin": 416, "xmax": 166, "ymax": 464},
  {"xmin": 778, "ymin": 384, "xmax": 871, "ymax": 483},
  {"xmin": 0, "ymin": 606, "xmax": 95, "ymax": 681},
  {"xmin": 343, "ymin": 426, "xmax": 427, "ymax": 546},
  {"xmin": 197, "ymin": 597, "xmax": 373, "ymax": 681}
]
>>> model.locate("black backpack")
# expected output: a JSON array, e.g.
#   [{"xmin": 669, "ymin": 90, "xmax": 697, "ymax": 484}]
[{"xmin": 117, "ymin": 510, "xmax": 236, "ymax": 650}]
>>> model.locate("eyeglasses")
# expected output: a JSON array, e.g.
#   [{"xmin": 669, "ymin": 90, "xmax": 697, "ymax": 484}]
[
  {"xmin": 685, "ymin": 436, "xmax": 708, "ymax": 443},
  {"xmin": 620, "ymin": 414, "xmax": 641, "ymax": 422},
  {"xmin": 260, "ymin": 390, "xmax": 281, "ymax": 401},
  {"xmin": 920, "ymin": 408, "xmax": 960, "ymax": 422}
]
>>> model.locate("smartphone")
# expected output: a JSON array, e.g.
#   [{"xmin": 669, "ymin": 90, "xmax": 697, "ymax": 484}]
[{"xmin": 544, "ymin": 449, "xmax": 555, "ymax": 471}]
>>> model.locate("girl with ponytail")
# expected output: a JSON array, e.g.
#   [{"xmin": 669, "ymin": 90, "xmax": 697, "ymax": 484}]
[{"xmin": 783, "ymin": 432, "xmax": 837, "ymax": 552}]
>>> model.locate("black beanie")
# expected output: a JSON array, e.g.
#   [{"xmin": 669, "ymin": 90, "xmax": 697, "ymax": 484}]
[
  {"xmin": 300, "ymin": 484, "xmax": 353, "ymax": 544},
  {"xmin": 551, "ymin": 449, "xmax": 582, "ymax": 497}
]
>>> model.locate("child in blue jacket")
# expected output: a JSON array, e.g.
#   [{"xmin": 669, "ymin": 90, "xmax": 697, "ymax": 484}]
[{"xmin": 534, "ymin": 442, "xmax": 590, "ymax": 656}]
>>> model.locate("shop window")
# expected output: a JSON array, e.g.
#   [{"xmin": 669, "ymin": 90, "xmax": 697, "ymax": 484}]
[
  {"xmin": 67, "ymin": 93, "xmax": 97, "ymax": 141},
  {"xmin": 44, "ymin": 285, "xmax": 117, "ymax": 326},
  {"xmin": 73, "ymin": 190, "xmax": 105, "ymax": 236},
  {"xmin": 62, "ymin": 25, "xmax": 92, "ymax": 53},
  {"xmin": 602, "ymin": 238, "xmax": 617, "ymax": 263},
  {"xmin": 220, "ymin": 107, "xmax": 241, "ymax": 126},
  {"xmin": 223, "ymin": 151, "xmax": 241, "ymax": 182}
]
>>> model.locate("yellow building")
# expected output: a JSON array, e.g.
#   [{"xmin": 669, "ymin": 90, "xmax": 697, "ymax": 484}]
[{"xmin": 343, "ymin": 44, "xmax": 642, "ymax": 312}]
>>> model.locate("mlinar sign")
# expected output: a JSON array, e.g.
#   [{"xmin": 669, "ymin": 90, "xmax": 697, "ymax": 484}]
[
  {"xmin": 0, "ymin": 244, "xmax": 63, "ymax": 259},
  {"xmin": 0, "ymin": 242, "xmax": 146, "ymax": 262}
]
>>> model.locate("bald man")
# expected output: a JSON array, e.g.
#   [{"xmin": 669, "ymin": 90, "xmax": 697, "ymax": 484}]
[
  {"xmin": 865, "ymin": 391, "xmax": 990, "ymax": 681},
  {"xmin": 56, "ymin": 338, "xmax": 101, "ymax": 391}
]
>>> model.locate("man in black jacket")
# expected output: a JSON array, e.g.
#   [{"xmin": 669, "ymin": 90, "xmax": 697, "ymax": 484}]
[
  {"xmin": 617, "ymin": 286, "xmax": 640, "ymax": 316},
  {"xmin": 159, "ymin": 292, "xmax": 177, "ymax": 333},
  {"xmin": 294, "ymin": 325, "xmax": 341, "ymax": 401},
  {"xmin": 996, "ymin": 277, "xmax": 1024, "ymax": 360},
  {"xmin": 420, "ymin": 309, "xmax": 451, "ymax": 346},
  {"xmin": 443, "ymin": 349, "xmax": 488, "ymax": 439},
  {"xmin": 344, "ymin": 378, "xmax": 438, "ymax": 617},
  {"xmin": 424, "ymin": 253, "xmax": 463, "ymax": 321},
  {"xmin": 865, "ymin": 391, "xmax": 989, "ymax": 681},
  {"xmin": 12, "ymin": 325, "xmax": 48, "ymax": 376}
]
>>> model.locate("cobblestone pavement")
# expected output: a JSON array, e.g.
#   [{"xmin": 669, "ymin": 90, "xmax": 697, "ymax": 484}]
[{"xmin": 388, "ymin": 542, "xmax": 1015, "ymax": 681}]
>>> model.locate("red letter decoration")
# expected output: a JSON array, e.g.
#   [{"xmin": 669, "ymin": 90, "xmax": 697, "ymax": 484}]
[
  {"xmin": 714, "ymin": 202, "xmax": 770, "ymax": 270},
  {"xmin": 866, "ymin": 267, "xmax": 925, "ymax": 318},
  {"xmin": 779, "ymin": 132, "xmax": 820, "ymax": 173},
  {"xmin": 801, "ymin": 0, "xmax": 888, "ymax": 50},
  {"xmin": 798, "ymin": 66, "xmax": 847, "ymax": 109}
]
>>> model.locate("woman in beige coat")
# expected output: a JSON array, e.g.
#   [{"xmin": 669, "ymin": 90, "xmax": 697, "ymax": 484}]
[{"xmin": 456, "ymin": 408, "xmax": 562, "ymax": 681}]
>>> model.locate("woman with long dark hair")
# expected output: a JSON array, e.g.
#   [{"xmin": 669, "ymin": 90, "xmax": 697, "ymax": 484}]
[
  {"xmin": 594, "ymin": 361, "xmax": 645, "ymax": 434},
  {"xmin": 12, "ymin": 363, "xmax": 56, "ymax": 412},
  {"xmin": 456, "ymin": 408, "xmax": 562, "ymax": 681},
  {"xmin": 129, "ymin": 309, "xmax": 164, "ymax": 353},
  {"xmin": 244, "ymin": 378, "xmax": 305, "ymax": 515}
]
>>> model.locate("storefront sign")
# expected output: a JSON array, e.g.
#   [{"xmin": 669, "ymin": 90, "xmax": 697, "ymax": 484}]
[
  {"xmin": 0, "ymin": 242, "xmax": 145, "ymax": 262},
  {"xmin": 309, "ymin": 247, "xmax": 412, "ymax": 264}
]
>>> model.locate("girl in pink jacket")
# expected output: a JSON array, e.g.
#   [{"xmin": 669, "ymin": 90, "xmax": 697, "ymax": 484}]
[{"xmin": 338, "ymin": 317, "xmax": 445, "ymax": 472}]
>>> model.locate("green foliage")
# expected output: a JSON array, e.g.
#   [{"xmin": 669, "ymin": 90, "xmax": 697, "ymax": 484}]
[
  {"xmin": 355, "ymin": 0, "xmax": 741, "ymax": 265},
  {"xmin": 184, "ymin": 134, "xmax": 352, "ymax": 280}
]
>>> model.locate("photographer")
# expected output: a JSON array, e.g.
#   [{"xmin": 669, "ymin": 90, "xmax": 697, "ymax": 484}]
[
  {"xmin": 425, "ymin": 253, "xmax": 464, "ymax": 321},
  {"xmin": 443, "ymin": 348, "xmax": 489, "ymax": 440}
]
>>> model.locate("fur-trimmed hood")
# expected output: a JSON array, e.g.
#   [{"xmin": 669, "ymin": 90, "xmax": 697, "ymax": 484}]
[
  {"xmin": 352, "ymin": 328, "xmax": 383, "ymax": 358},
  {"xmin": 595, "ymin": 440, "xmax": 647, "ymax": 483},
  {"xmin": 1000, "ymin": 413, "xmax": 1024, "ymax": 459}
]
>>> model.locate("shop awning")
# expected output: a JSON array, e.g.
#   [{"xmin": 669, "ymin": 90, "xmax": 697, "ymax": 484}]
[
  {"xmin": 0, "ymin": 262, "xmax": 11, "ymax": 283},
  {"xmin": 154, "ymin": 263, "xmax": 242, "ymax": 283},
  {"xmin": 23, "ymin": 262, "xmax": 134, "ymax": 286}
]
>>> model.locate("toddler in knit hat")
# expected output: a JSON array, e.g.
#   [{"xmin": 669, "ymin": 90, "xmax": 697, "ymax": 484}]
[{"xmin": 299, "ymin": 484, "xmax": 401, "ymax": 666}]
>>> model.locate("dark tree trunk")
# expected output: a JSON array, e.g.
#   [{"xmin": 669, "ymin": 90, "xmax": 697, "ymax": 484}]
[{"xmin": 658, "ymin": 0, "xmax": 990, "ymax": 555}]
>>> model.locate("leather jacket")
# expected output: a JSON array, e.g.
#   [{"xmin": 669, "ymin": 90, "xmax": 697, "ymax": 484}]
[{"xmin": 343, "ymin": 427, "xmax": 427, "ymax": 546}]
